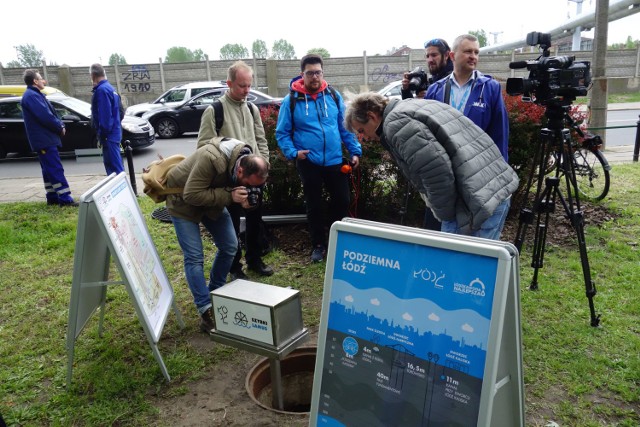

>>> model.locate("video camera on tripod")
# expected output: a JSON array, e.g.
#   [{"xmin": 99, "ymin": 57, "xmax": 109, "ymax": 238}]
[
  {"xmin": 506, "ymin": 31, "xmax": 591, "ymax": 105},
  {"xmin": 509, "ymin": 34, "xmax": 601, "ymax": 328}
]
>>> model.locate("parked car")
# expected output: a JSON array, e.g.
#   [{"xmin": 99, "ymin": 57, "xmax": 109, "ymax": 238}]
[
  {"xmin": 143, "ymin": 88, "xmax": 283, "ymax": 139},
  {"xmin": 0, "ymin": 85, "xmax": 66, "ymax": 98},
  {"xmin": 0, "ymin": 94, "xmax": 155, "ymax": 159},
  {"xmin": 377, "ymin": 80, "xmax": 404, "ymax": 101},
  {"xmin": 125, "ymin": 81, "xmax": 228, "ymax": 117}
]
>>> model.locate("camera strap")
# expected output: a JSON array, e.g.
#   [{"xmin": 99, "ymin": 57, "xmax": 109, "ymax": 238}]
[{"xmin": 444, "ymin": 78, "xmax": 451, "ymax": 105}]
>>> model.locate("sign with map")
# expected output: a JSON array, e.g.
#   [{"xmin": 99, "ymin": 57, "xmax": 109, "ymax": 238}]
[
  {"xmin": 91, "ymin": 174, "xmax": 173, "ymax": 341},
  {"xmin": 67, "ymin": 173, "xmax": 182, "ymax": 386},
  {"xmin": 310, "ymin": 218, "xmax": 524, "ymax": 427}
]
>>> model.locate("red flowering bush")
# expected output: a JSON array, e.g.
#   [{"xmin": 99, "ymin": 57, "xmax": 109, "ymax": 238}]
[
  {"xmin": 259, "ymin": 95, "xmax": 588, "ymax": 224},
  {"xmin": 259, "ymin": 105, "xmax": 305, "ymax": 215},
  {"xmin": 503, "ymin": 91, "xmax": 546, "ymax": 178}
]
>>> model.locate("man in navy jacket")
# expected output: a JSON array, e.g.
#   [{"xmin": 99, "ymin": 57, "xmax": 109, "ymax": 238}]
[
  {"xmin": 90, "ymin": 63, "xmax": 124, "ymax": 175},
  {"xmin": 426, "ymin": 34, "xmax": 509, "ymax": 162},
  {"xmin": 21, "ymin": 69, "xmax": 76, "ymax": 206}
]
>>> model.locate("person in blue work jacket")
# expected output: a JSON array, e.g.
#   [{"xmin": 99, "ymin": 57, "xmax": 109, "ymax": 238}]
[
  {"xmin": 20, "ymin": 69, "xmax": 77, "ymax": 206},
  {"xmin": 426, "ymin": 33, "xmax": 510, "ymax": 162},
  {"xmin": 276, "ymin": 54, "xmax": 362, "ymax": 263},
  {"xmin": 90, "ymin": 63, "xmax": 124, "ymax": 175}
]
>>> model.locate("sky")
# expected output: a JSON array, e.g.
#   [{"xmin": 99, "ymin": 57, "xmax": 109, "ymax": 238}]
[{"xmin": 2, "ymin": 0, "xmax": 639, "ymax": 67}]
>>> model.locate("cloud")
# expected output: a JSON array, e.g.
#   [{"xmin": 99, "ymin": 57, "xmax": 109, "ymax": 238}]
[
  {"xmin": 344, "ymin": 295, "xmax": 354, "ymax": 302},
  {"xmin": 462, "ymin": 323, "xmax": 474, "ymax": 333},
  {"xmin": 402, "ymin": 312, "xmax": 413, "ymax": 321},
  {"xmin": 428, "ymin": 313, "xmax": 440, "ymax": 322},
  {"xmin": 370, "ymin": 298, "xmax": 380, "ymax": 306}
]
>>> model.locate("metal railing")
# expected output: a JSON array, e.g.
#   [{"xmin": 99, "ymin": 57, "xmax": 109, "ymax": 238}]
[{"xmin": 584, "ymin": 116, "xmax": 640, "ymax": 162}]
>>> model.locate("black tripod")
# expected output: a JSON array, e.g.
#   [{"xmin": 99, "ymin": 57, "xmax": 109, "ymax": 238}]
[{"xmin": 514, "ymin": 99, "xmax": 600, "ymax": 327}]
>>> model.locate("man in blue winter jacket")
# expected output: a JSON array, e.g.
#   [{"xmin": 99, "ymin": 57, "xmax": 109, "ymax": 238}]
[
  {"xmin": 90, "ymin": 63, "xmax": 124, "ymax": 175},
  {"xmin": 20, "ymin": 69, "xmax": 77, "ymax": 206},
  {"xmin": 276, "ymin": 54, "xmax": 362, "ymax": 262},
  {"xmin": 426, "ymin": 34, "xmax": 509, "ymax": 162}
]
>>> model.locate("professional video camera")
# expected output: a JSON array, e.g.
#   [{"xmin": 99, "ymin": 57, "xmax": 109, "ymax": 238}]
[
  {"xmin": 506, "ymin": 31, "xmax": 591, "ymax": 105},
  {"xmin": 407, "ymin": 67, "xmax": 429, "ymax": 93}
]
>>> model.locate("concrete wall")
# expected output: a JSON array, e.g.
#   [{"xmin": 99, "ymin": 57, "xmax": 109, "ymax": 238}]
[{"xmin": 2, "ymin": 47, "xmax": 639, "ymax": 107}]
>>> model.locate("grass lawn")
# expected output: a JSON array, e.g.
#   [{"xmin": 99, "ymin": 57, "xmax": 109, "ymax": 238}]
[{"xmin": 0, "ymin": 164, "xmax": 638, "ymax": 426}]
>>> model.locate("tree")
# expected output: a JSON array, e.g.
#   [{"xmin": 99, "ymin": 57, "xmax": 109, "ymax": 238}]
[
  {"xmin": 108, "ymin": 53, "xmax": 127, "ymax": 66},
  {"xmin": 468, "ymin": 30, "xmax": 488, "ymax": 48},
  {"xmin": 252, "ymin": 40, "xmax": 268, "ymax": 59},
  {"xmin": 193, "ymin": 49, "xmax": 206, "ymax": 61},
  {"xmin": 625, "ymin": 36, "xmax": 638, "ymax": 49},
  {"xmin": 307, "ymin": 48, "xmax": 330, "ymax": 58},
  {"xmin": 219, "ymin": 44, "xmax": 249, "ymax": 60},
  {"xmin": 164, "ymin": 46, "xmax": 200, "ymax": 63},
  {"xmin": 6, "ymin": 44, "xmax": 44, "ymax": 68},
  {"xmin": 271, "ymin": 39, "xmax": 296, "ymax": 60},
  {"xmin": 609, "ymin": 36, "xmax": 639, "ymax": 49}
]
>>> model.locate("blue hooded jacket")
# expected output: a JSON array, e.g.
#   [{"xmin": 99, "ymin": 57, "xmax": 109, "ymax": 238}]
[
  {"xmin": 276, "ymin": 76, "xmax": 361, "ymax": 166},
  {"xmin": 426, "ymin": 71, "xmax": 509, "ymax": 162},
  {"xmin": 20, "ymin": 85, "xmax": 65, "ymax": 151}
]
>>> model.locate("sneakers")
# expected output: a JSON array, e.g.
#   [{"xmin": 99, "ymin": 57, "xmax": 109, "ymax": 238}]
[
  {"xmin": 200, "ymin": 307, "xmax": 215, "ymax": 334},
  {"xmin": 248, "ymin": 260, "xmax": 274, "ymax": 276},
  {"xmin": 311, "ymin": 245, "xmax": 325, "ymax": 263}
]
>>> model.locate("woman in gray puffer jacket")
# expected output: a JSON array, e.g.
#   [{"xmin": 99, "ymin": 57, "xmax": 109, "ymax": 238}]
[{"xmin": 345, "ymin": 92, "xmax": 519, "ymax": 240}]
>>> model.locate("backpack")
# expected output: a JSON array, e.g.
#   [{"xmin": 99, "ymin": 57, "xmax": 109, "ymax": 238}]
[
  {"xmin": 212, "ymin": 99, "xmax": 257, "ymax": 133},
  {"xmin": 289, "ymin": 85, "xmax": 339, "ymax": 137},
  {"xmin": 141, "ymin": 154, "xmax": 186, "ymax": 203}
]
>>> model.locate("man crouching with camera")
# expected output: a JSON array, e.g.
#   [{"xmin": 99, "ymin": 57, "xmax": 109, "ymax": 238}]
[
  {"xmin": 401, "ymin": 38, "xmax": 454, "ymax": 99},
  {"xmin": 165, "ymin": 137, "xmax": 269, "ymax": 334}
]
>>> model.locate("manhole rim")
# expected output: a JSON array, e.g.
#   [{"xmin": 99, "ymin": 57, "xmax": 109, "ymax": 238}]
[{"xmin": 245, "ymin": 346, "xmax": 317, "ymax": 415}]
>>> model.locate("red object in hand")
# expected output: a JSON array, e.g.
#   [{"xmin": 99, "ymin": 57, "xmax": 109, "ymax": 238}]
[{"xmin": 341, "ymin": 164, "xmax": 352, "ymax": 174}]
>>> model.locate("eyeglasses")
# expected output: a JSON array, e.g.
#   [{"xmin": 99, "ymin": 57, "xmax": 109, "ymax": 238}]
[
  {"xmin": 304, "ymin": 70, "xmax": 323, "ymax": 77},
  {"xmin": 424, "ymin": 38, "xmax": 450, "ymax": 51}
]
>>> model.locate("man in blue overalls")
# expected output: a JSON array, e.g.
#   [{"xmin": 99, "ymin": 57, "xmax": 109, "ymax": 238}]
[
  {"xmin": 21, "ymin": 69, "xmax": 77, "ymax": 206},
  {"xmin": 90, "ymin": 63, "xmax": 124, "ymax": 175}
]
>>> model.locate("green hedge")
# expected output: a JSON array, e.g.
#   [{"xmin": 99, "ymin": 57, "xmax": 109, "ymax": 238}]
[{"xmin": 258, "ymin": 96, "xmax": 583, "ymax": 225}]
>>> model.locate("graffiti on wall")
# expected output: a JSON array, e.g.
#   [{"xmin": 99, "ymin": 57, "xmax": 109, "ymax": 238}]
[
  {"xmin": 122, "ymin": 65, "xmax": 151, "ymax": 92},
  {"xmin": 370, "ymin": 64, "xmax": 403, "ymax": 85}
]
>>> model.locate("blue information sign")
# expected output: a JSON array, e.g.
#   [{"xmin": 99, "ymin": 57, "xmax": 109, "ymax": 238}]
[{"xmin": 310, "ymin": 219, "xmax": 524, "ymax": 427}]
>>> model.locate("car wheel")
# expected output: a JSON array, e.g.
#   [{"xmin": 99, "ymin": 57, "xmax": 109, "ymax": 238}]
[{"xmin": 155, "ymin": 118, "xmax": 180, "ymax": 139}]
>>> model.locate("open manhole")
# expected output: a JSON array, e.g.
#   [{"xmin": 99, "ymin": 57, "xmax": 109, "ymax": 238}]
[{"xmin": 245, "ymin": 346, "xmax": 316, "ymax": 414}]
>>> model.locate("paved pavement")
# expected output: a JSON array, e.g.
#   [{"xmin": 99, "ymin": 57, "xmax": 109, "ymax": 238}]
[{"xmin": 1, "ymin": 104, "xmax": 638, "ymax": 204}]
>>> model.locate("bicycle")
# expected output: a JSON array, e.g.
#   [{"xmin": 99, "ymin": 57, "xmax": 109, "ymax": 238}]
[{"xmin": 543, "ymin": 110, "xmax": 612, "ymax": 201}]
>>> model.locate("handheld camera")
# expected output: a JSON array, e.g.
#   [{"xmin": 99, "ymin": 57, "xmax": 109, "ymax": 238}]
[
  {"xmin": 407, "ymin": 67, "xmax": 429, "ymax": 93},
  {"xmin": 246, "ymin": 186, "xmax": 262, "ymax": 207}
]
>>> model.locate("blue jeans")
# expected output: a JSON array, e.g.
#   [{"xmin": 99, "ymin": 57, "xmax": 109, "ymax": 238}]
[
  {"xmin": 441, "ymin": 197, "xmax": 511, "ymax": 241},
  {"xmin": 171, "ymin": 209, "xmax": 237, "ymax": 314}
]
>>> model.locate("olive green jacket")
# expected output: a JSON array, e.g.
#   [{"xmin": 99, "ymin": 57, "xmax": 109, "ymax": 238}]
[{"xmin": 165, "ymin": 138, "xmax": 251, "ymax": 223}]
